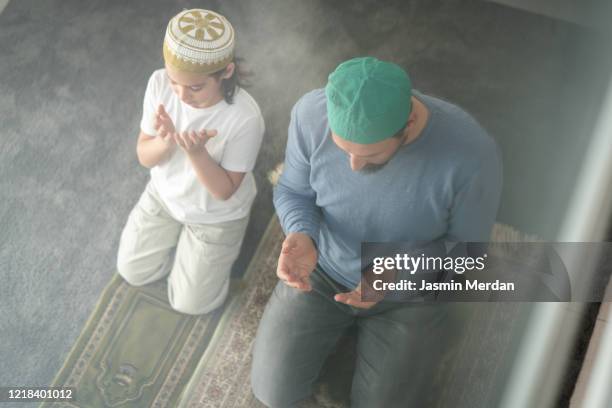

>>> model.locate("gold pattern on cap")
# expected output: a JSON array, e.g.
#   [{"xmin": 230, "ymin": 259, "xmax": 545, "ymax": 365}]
[{"xmin": 178, "ymin": 10, "xmax": 225, "ymax": 41}]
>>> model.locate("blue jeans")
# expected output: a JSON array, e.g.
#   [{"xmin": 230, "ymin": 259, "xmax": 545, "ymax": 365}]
[{"xmin": 251, "ymin": 265, "xmax": 458, "ymax": 408}]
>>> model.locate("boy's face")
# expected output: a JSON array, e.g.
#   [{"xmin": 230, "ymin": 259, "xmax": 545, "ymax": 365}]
[{"xmin": 164, "ymin": 63, "xmax": 227, "ymax": 109}]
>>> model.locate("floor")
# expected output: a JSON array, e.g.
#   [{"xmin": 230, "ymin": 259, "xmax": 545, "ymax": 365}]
[{"xmin": 1, "ymin": 1, "xmax": 611, "ymax": 407}]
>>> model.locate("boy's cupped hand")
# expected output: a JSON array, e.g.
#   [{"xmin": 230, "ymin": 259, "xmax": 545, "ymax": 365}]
[
  {"xmin": 154, "ymin": 104, "xmax": 176, "ymax": 145},
  {"xmin": 153, "ymin": 104, "xmax": 218, "ymax": 152},
  {"xmin": 174, "ymin": 128, "xmax": 218, "ymax": 153}
]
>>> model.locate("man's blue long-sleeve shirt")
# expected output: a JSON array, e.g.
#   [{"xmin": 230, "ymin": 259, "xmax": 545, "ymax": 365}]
[{"xmin": 273, "ymin": 89, "xmax": 503, "ymax": 289}]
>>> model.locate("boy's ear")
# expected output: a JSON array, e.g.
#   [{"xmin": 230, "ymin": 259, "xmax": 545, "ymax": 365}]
[{"xmin": 221, "ymin": 62, "xmax": 235, "ymax": 79}]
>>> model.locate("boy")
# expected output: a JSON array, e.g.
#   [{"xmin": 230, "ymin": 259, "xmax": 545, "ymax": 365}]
[{"xmin": 117, "ymin": 9, "xmax": 265, "ymax": 315}]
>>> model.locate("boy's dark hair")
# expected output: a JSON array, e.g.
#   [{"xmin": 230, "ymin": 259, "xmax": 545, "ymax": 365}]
[{"xmin": 211, "ymin": 57, "xmax": 250, "ymax": 104}]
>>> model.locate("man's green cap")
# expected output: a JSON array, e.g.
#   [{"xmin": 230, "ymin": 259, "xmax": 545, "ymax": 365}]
[{"xmin": 325, "ymin": 57, "xmax": 412, "ymax": 144}]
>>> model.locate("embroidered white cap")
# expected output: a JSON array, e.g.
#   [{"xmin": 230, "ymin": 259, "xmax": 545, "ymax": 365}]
[{"xmin": 163, "ymin": 9, "xmax": 235, "ymax": 74}]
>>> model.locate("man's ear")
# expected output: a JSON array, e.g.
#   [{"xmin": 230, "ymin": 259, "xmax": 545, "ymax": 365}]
[
  {"xmin": 407, "ymin": 107, "xmax": 417, "ymax": 126},
  {"xmin": 221, "ymin": 62, "xmax": 235, "ymax": 79}
]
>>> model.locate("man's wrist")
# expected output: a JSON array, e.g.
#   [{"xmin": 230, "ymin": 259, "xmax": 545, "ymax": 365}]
[
  {"xmin": 289, "ymin": 230, "xmax": 318, "ymax": 251},
  {"xmin": 309, "ymin": 235, "xmax": 318, "ymax": 251}
]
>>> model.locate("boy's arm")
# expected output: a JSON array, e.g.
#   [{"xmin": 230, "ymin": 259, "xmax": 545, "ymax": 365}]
[
  {"xmin": 137, "ymin": 105, "xmax": 177, "ymax": 169},
  {"xmin": 183, "ymin": 138, "xmax": 246, "ymax": 201},
  {"xmin": 136, "ymin": 130, "xmax": 174, "ymax": 168},
  {"xmin": 176, "ymin": 114, "xmax": 264, "ymax": 201}
]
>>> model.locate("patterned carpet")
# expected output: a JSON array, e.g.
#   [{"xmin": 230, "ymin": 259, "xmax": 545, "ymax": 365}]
[{"xmin": 177, "ymin": 217, "xmax": 278, "ymax": 408}]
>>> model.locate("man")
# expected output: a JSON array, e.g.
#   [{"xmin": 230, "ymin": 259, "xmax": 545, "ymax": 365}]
[{"xmin": 251, "ymin": 57, "xmax": 502, "ymax": 407}]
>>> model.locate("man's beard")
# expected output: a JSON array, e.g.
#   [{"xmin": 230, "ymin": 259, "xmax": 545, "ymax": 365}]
[
  {"xmin": 358, "ymin": 136, "xmax": 406, "ymax": 174},
  {"xmin": 359, "ymin": 161, "xmax": 390, "ymax": 174}
]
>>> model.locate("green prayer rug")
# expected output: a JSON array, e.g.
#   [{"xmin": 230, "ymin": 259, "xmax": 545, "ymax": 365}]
[{"xmin": 40, "ymin": 272, "xmax": 234, "ymax": 408}]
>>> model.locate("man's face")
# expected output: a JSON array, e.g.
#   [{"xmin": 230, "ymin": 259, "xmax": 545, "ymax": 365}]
[
  {"xmin": 331, "ymin": 132, "xmax": 404, "ymax": 173},
  {"xmin": 164, "ymin": 63, "xmax": 229, "ymax": 109}
]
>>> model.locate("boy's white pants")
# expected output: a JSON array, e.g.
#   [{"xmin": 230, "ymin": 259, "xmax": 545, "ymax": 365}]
[{"xmin": 116, "ymin": 182, "xmax": 249, "ymax": 315}]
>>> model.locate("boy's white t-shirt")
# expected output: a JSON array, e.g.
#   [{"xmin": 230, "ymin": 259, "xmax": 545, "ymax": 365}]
[{"xmin": 140, "ymin": 68, "xmax": 265, "ymax": 224}]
